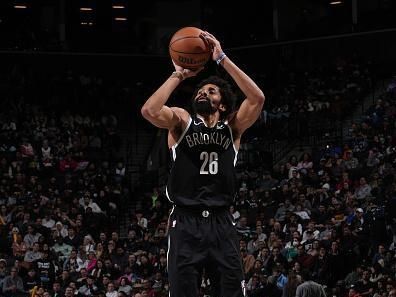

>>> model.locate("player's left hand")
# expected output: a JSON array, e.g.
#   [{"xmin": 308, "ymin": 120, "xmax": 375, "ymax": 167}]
[{"xmin": 200, "ymin": 31, "xmax": 224, "ymax": 61}]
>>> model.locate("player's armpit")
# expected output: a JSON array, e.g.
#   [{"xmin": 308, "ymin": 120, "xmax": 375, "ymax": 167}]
[{"xmin": 230, "ymin": 96, "xmax": 264, "ymax": 135}]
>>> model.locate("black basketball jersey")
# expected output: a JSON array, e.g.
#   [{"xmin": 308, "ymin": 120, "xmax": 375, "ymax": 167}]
[{"xmin": 166, "ymin": 115, "xmax": 238, "ymax": 208}]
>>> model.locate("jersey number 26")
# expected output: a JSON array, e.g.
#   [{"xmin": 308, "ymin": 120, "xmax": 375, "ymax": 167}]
[{"xmin": 200, "ymin": 151, "xmax": 218, "ymax": 175}]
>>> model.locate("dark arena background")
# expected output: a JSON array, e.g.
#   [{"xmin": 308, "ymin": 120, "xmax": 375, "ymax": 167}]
[{"xmin": 0, "ymin": 1, "xmax": 396, "ymax": 297}]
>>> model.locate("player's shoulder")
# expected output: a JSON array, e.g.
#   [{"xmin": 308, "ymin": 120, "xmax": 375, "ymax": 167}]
[
  {"xmin": 169, "ymin": 107, "xmax": 191, "ymax": 132},
  {"xmin": 170, "ymin": 107, "xmax": 190, "ymax": 120}
]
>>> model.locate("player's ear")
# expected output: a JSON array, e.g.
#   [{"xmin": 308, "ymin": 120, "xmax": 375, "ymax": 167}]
[{"xmin": 219, "ymin": 103, "xmax": 226, "ymax": 112}]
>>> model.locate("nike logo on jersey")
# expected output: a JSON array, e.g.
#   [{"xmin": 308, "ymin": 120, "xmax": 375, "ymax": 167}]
[{"xmin": 193, "ymin": 120, "xmax": 205, "ymax": 126}]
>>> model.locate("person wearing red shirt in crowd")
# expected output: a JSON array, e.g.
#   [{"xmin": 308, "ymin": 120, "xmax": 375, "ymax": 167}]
[
  {"xmin": 20, "ymin": 138, "xmax": 35, "ymax": 158},
  {"xmin": 59, "ymin": 154, "xmax": 78, "ymax": 172}
]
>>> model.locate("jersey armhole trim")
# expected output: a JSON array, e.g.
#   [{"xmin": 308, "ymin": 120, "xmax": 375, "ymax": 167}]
[
  {"xmin": 170, "ymin": 116, "xmax": 192, "ymax": 161},
  {"xmin": 227, "ymin": 124, "xmax": 239, "ymax": 167},
  {"xmin": 172, "ymin": 116, "xmax": 192, "ymax": 150}
]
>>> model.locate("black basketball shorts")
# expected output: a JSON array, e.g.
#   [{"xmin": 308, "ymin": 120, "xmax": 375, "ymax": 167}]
[{"xmin": 167, "ymin": 205, "xmax": 246, "ymax": 297}]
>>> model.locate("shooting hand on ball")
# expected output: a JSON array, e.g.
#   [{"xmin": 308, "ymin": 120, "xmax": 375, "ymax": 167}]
[
  {"xmin": 200, "ymin": 31, "xmax": 224, "ymax": 62},
  {"xmin": 172, "ymin": 60, "xmax": 203, "ymax": 80}
]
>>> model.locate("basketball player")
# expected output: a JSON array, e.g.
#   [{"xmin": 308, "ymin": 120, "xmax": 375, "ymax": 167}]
[{"xmin": 141, "ymin": 31, "xmax": 265, "ymax": 297}]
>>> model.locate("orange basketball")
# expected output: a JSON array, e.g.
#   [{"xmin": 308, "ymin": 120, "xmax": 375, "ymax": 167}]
[{"xmin": 169, "ymin": 27, "xmax": 211, "ymax": 70}]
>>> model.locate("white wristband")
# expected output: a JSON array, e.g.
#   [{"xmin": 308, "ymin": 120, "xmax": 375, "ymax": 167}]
[
  {"xmin": 171, "ymin": 71, "xmax": 184, "ymax": 81},
  {"xmin": 216, "ymin": 52, "xmax": 226, "ymax": 65}
]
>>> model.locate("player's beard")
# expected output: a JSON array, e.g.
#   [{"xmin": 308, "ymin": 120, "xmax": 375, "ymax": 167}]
[{"xmin": 192, "ymin": 99, "xmax": 216, "ymax": 116}]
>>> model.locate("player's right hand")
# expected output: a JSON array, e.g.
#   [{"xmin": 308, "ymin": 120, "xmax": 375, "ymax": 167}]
[{"xmin": 172, "ymin": 60, "xmax": 204, "ymax": 80}]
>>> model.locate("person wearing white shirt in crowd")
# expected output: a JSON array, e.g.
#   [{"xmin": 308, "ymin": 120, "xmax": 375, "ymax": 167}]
[
  {"xmin": 115, "ymin": 162, "xmax": 125, "ymax": 177},
  {"xmin": 256, "ymin": 225, "xmax": 267, "ymax": 242},
  {"xmin": 53, "ymin": 221, "xmax": 68, "ymax": 238},
  {"xmin": 42, "ymin": 214, "xmax": 55, "ymax": 229},
  {"xmin": 24, "ymin": 242, "xmax": 42, "ymax": 263},
  {"xmin": 82, "ymin": 235, "xmax": 96, "ymax": 255},
  {"xmin": 135, "ymin": 210, "xmax": 148, "ymax": 230},
  {"xmin": 79, "ymin": 195, "xmax": 103, "ymax": 214},
  {"xmin": 389, "ymin": 240, "xmax": 396, "ymax": 252},
  {"xmin": 63, "ymin": 249, "xmax": 85, "ymax": 273},
  {"xmin": 302, "ymin": 221, "xmax": 320, "ymax": 242},
  {"xmin": 283, "ymin": 214, "xmax": 303, "ymax": 235},
  {"xmin": 229, "ymin": 205, "xmax": 241, "ymax": 221},
  {"xmin": 297, "ymin": 152, "xmax": 313, "ymax": 175},
  {"xmin": 51, "ymin": 236, "xmax": 73, "ymax": 262},
  {"xmin": 23, "ymin": 225, "xmax": 42, "ymax": 249},
  {"xmin": 354, "ymin": 177, "xmax": 372, "ymax": 200},
  {"xmin": 294, "ymin": 204, "xmax": 311, "ymax": 221},
  {"xmin": 275, "ymin": 199, "xmax": 295, "ymax": 222},
  {"xmin": 296, "ymin": 270, "xmax": 327, "ymax": 297},
  {"xmin": 106, "ymin": 282, "xmax": 118, "ymax": 297}
]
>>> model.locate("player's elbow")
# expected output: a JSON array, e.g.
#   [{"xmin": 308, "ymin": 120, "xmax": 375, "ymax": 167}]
[
  {"xmin": 254, "ymin": 91, "xmax": 265, "ymax": 106},
  {"xmin": 141, "ymin": 105, "xmax": 159, "ymax": 120},
  {"xmin": 257, "ymin": 91, "xmax": 265, "ymax": 104},
  {"xmin": 140, "ymin": 105, "xmax": 150, "ymax": 119}
]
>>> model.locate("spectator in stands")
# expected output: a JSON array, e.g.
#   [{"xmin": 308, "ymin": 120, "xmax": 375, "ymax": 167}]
[
  {"xmin": 372, "ymin": 244, "xmax": 386, "ymax": 266},
  {"xmin": 256, "ymin": 171, "xmax": 279, "ymax": 192},
  {"xmin": 78, "ymin": 274, "xmax": 99, "ymax": 296},
  {"xmin": 64, "ymin": 227, "xmax": 80, "ymax": 249},
  {"xmin": 241, "ymin": 248, "xmax": 256, "ymax": 276},
  {"xmin": 23, "ymin": 267, "xmax": 39, "ymax": 291},
  {"xmin": 286, "ymin": 155, "xmax": 299, "ymax": 179},
  {"xmin": 2, "ymin": 267, "xmax": 26, "ymax": 297},
  {"xmin": 229, "ymin": 204, "xmax": 241, "ymax": 221},
  {"xmin": 24, "ymin": 242, "xmax": 42, "ymax": 263},
  {"xmin": 354, "ymin": 177, "xmax": 372, "ymax": 200},
  {"xmin": 106, "ymin": 282, "xmax": 118, "ymax": 297},
  {"xmin": 53, "ymin": 221, "xmax": 68, "ymax": 238},
  {"xmin": 20, "ymin": 138, "xmax": 35, "ymax": 159},
  {"xmin": 297, "ymin": 153, "xmax": 313, "ymax": 175},
  {"xmin": 342, "ymin": 149, "xmax": 358, "ymax": 169},
  {"xmin": 282, "ymin": 270, "xmax": 301, "ymax": 297},
  {"xmin": 59, "ymin": 153, "xmax": 78, "ymax": 173},
  {"xmin": 52, "ymin": 236, "xmax": 73, "ymax": 262},
  {"xmin": 23, "ymin": 224, "xmax": 41, "ymax": 249},
  {"xmin": 268, "ymin": 266, "xmax": 287, "ymax": 292},
  {"xmin": 135, "ymin": 210, "xmax": 148, "ymax": 231},
  {"xmin": 274, "ymin": 200, "xmax": 295, "ymax": 222},
  {"xmin": 236, "ymin": 216, "xmax": 251, "ymax": 239},
  {"xmin": 355, "ymin": 269, "xmax": 375, "ymax": 296},
  {"xmin": 295, "ymin": 270, "xmax": 326, "ymax": 297},
  {"xmin": 118, "ymin": 277, "xmax": 132, "ymax": 296}
]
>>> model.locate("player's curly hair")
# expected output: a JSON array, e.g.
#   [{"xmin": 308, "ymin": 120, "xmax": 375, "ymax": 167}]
[{"xmin": 192, "ymin": 76, "xmax": 237, "ymax": 120}]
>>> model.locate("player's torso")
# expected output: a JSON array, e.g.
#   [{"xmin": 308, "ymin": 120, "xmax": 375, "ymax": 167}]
[{"xmin": 166, "ymin": 115, "xmax": 238, "ymax": 208}]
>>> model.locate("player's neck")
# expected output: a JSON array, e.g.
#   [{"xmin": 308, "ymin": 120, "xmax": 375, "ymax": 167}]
[{"xmin": 196, "ymin": 113, "xmax": 219, "ymax": 128}]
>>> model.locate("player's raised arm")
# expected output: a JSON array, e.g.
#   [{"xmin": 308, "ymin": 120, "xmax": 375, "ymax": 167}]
[
  {"xmin": 201, "ymin": 31, "xmax": 265, "ymax": 136},
  {"xmin": 140, "ymin": 62, "xmax": 203, "ymax": 130}
]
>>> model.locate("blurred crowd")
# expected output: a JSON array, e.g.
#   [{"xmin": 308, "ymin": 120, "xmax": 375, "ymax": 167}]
[
  {"xmin": 0, "ymin": 62, "xmax": 395, "ymax": 297},
  {"xmin": 0, "ymin": 100, "xmax": 130, "ymax": 297},
  {"xmin": 225, "ymin": 78, "xmax": 396, "ymax": 297},
  {"xmin": 254, "ymin": 55, "xmax": 374, "ymax": 142}
]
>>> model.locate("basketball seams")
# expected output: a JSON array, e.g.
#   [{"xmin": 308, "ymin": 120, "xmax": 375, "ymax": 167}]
[
  {"xmin": 169, "ymin": 36, "xmax": 206, "ymax": 46},
  {"xmin": 170, "ymin": 49, "xmax": 209, "ymax": 55},
  {"xmin": 169, "ymin": 37, "xmax": 210, "ymax": 55}
]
